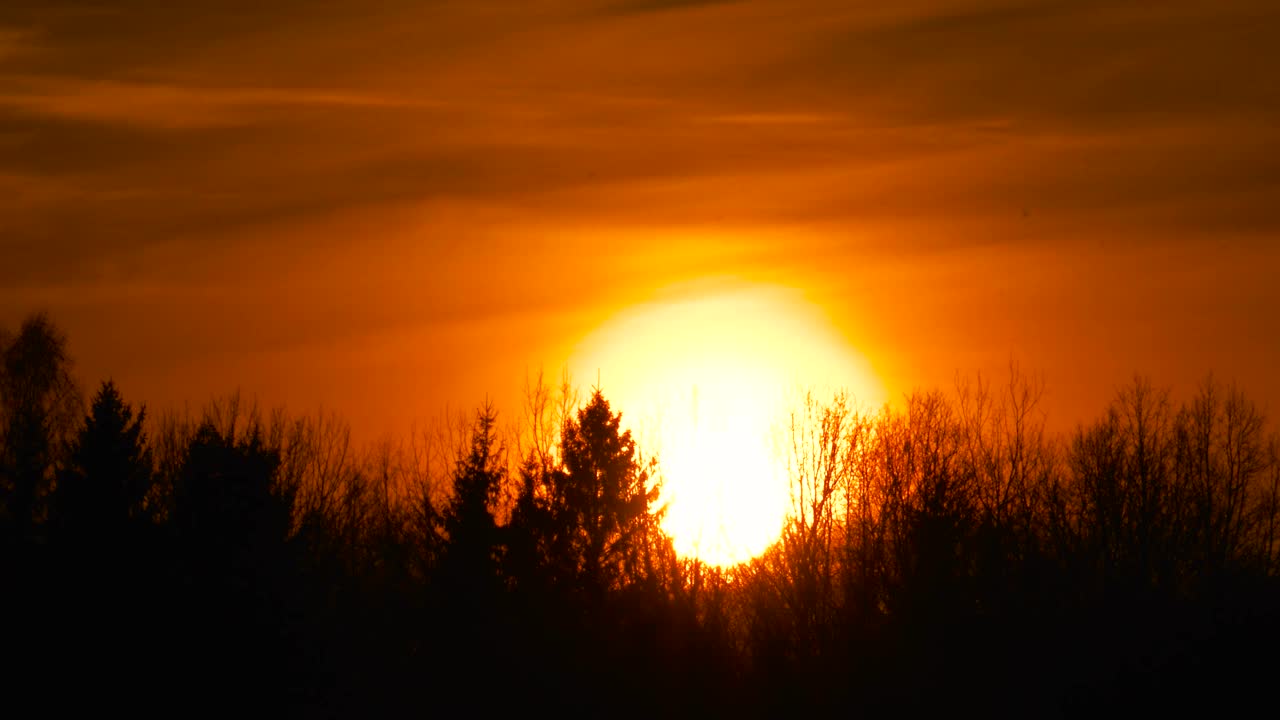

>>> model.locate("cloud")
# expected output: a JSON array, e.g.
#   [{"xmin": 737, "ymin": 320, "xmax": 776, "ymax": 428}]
[
  {"xmin": 2, "ymin": 0, "xmax": 1279, "ymax": 432},
  {"xmin": 598, "ymin": 0, "xmax": 745, "ymax": 16},
  {"xmin": 0, "ymin": 76, "xmax": 444, "ymax": 129}
]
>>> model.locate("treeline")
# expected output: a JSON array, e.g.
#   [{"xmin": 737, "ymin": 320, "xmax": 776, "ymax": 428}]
[{"xmin": 3, "ymin": 312, "xmax": 1279, "ymax": 716}]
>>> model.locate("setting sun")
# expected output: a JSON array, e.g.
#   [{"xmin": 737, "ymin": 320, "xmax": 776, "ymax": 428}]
[{"xmin": 570, "ymin": 279, "xmax": 884, "ymax": 566}]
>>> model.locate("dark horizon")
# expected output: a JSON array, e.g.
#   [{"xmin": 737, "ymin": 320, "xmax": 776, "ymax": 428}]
[{"xmin": 4, "ymin": 310, "xmax": 1280, "ymax": 715}]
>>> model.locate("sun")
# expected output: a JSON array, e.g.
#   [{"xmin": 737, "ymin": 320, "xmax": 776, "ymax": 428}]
[{"xmin": 570, "ymin": 278, "xmax": 883, "ymax": 567}]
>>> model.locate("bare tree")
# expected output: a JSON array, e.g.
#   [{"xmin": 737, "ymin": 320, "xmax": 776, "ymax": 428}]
[{"xmin": 0, "ymin": 313, "xmax": 83, "ymax": 537}]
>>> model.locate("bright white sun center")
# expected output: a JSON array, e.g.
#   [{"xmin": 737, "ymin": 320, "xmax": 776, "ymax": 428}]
[{"xmin": 570, "ymin": 279, "xmax": 882, "ymax": 567}]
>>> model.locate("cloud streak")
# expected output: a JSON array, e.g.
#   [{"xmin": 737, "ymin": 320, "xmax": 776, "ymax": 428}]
[
  {"xmin": 0, "ymin": 76, "xmax": 449, "ymax": 129},
  {"xmin": 2, "ymin": 0, "xmax": 1278, "ymax": 437}
]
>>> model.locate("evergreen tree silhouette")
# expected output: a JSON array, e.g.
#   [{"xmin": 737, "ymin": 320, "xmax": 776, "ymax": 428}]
[
  {"xmin": 171, "ymin": 416, "xmax": 299, "ymax": 708},
  {"xmin": 39, "ymin": 381, "xmax": 164, "ymax": 707},
  {"xmin": 442, "ymin": 402, "xmax": 505, "ymax": 590},
  {"xmin": 563, "ymin": 390, "xmax": 655, "ymax": 592},
  {"xmin": 176, "ymin": 422, "xmax": 286, "ymax": 559},
  {"xmin": 500, "ymin": 389, "xmax": 665, "ymax": 710},
  {"xmin": 516, "ymin": 388, "xmax": 660, "ymax": 596},
  {"xmin": 55, "ymin": 380, "xmax": 154, "ymax": 541},
  {"xmin": 436, "ymin": 402, "xmax": 509, "ymax": 690}
]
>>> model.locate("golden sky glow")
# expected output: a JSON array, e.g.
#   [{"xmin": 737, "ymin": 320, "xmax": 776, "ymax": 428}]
[{"xmin": 2, "ymin": 0, "xmax": 1279, "ymax": 444}]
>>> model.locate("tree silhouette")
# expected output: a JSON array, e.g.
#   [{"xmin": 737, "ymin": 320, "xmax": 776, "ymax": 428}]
[
  {"xmin": 499, "ymin": 388, "xmax": 668, "ymax": 711},
  {"xmin": 54, "ymin": 380, "xmax": 154, "ymax": 541},
  {"xmin": 441, "ymin": 401, "xmax": 506, "ymax": 603},
  {"xmin": 173, "ymin": 416, "xmax": 293, "ymax": 582},
  {"xmin": 0, "ymin": 313, "xmax": 82, "ymax": 539},
  {"xmin": 5, "ymin": 311, "xmax": 1280, "ymax": 716},
  {"xmin": 166, "ymin": 407, "xmax": 304, "ymax": 709},
  {"xmin": 520, "ymin": 389, "xmax": 660, "ymax": 595}
]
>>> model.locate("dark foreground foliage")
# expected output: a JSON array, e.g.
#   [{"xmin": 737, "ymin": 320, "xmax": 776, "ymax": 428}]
[{"xmin": 3, "ymin": 313, "xmax": 1278, "ymax": 717}]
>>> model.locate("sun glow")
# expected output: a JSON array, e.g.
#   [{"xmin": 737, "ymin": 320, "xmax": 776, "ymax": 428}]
[{"xmin": 570, "ymin": 278, "xmax": 883, "ymax": 567}]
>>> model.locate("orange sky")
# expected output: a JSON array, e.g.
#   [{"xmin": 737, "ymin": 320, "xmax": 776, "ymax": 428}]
[{"xmin": 2, "ymin": 0, "xmax": 1279, "ymax": 439}]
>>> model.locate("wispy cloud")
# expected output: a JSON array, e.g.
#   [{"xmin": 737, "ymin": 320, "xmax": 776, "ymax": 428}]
[
  {"xmin": 0, "ymin": 75, "xmax": 444, "ymax": 129},
  {"xmin": 597, "ymin": 0, "xmax": 746, "ymax": 16},
  {"xmin": 2, "ymin": 0, "xmax": 1278, "ymax": 435}
]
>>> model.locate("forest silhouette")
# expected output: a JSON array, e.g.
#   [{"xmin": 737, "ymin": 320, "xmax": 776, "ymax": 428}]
[{"xmin": 3, "ymin": 311, "xmax": 1279, "ymax": 717}]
